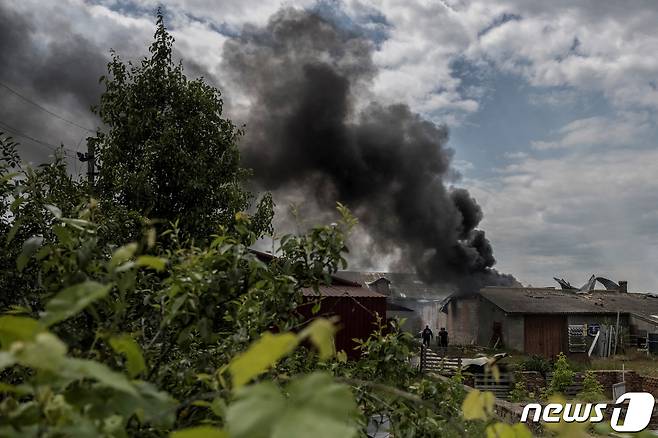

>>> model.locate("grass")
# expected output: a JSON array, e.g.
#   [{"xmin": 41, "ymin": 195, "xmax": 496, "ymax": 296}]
[{"xmin": 589, "ymin": 354, "xmax": 658, "ymax": 377}]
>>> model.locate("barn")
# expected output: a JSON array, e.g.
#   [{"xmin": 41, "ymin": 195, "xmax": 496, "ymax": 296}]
[{"xmin": 443, "ymin": 285, "xmax": 658, "ymax": 358}]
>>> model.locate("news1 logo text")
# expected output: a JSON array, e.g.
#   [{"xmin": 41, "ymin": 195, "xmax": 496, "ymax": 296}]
[{"xmin": 521, "ymin": 392, "xmax": 656, "ymax": 432}]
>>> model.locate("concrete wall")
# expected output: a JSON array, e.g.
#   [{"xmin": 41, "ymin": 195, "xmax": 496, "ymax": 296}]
[
  {"xmin": 446, "ymin": 296, "xmax": 524, "ymax": 350},
  {"xmin": 446, "ymin": 296, "xmax": 480, "ymax": 345},
  {"xmin": 503, "ymin": 315, "xmax": 524, "ymax": 351},
  {"xmin": 446, "ymin": 296, "xmax": 637, "ymax": 354},
  {"xmin": 392, "ymin": 298, "xmax": 444, "ymax": 334}
]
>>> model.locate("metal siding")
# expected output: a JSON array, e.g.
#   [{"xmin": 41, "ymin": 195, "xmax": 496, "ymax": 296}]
[{"xmin": 298, "ymin": 296, "xmax": 386, "ymax": 358}]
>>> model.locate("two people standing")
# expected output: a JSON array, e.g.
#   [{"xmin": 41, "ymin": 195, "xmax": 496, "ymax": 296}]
[{"xmin": 421, "ymin": 325, "xmax": 449, "ymax": 352}]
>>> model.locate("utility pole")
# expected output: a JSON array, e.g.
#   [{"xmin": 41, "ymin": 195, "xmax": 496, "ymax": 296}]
[{"xmin": 77, "ymin": 141, "xmax": 97, "ymax": 189}]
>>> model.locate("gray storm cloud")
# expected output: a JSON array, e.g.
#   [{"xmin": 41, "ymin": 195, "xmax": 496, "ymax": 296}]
[
  {"xmin": 223, "ymin": 8, "xmax": 517, "ymax": 291},
  {"xmin": 0, "ymin": 3, "xmax": 105, "ymax": 164}
]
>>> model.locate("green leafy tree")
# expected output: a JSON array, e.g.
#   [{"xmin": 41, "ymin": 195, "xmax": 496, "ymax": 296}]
[
  {"xmin": 0, "ymin": 135, "xmax": 83, "ymax": 310},
  {"xmin": 91, "ymin": 11, "xmax": 271, "ymax": 241}
]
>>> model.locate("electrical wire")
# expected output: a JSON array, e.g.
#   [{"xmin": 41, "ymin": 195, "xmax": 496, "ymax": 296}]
[
  {"xmin": 0, "ymin": 119, "xmax": 77, "ymax": 154},
  {"xmin": 0, "ymin": 80, "xmax": 96, "ymax": 133}
]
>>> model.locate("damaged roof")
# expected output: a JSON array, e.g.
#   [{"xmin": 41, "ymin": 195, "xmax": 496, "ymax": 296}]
[
  {"xmin": 301, "ymin": 284, "xmax": 385, "ymax": 298},
  {"xmin": 337, "ymin": 271, "xmax": 454, "ymax": 299},
  {"xmin": 478, "ymin": 287, "xmax": 658, "ymax": 320}
]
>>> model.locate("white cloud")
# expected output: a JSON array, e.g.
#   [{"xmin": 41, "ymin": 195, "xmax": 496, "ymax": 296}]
[
  {"xmin": 531, "ymin": 112, "xmax": 653, "ymax": 150},
  {"xmin": 469, "ymin": 145, "xmax": 658, "ymax": 291}
]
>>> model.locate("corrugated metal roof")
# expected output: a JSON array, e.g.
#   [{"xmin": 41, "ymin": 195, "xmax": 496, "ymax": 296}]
[
  {"xmin": 302, "ymin": 285, "xmax": 385, "ymax": 298},
  {"xmin": 337, "ymin": 271, "xmax": 454, "ymax": 299},
  {"xmin": 387, "ymin": 302, "xmax": 414, "ymax": 312},
  {"xmin": 479, "ymin": 287, "xmax": 658, "ymax": 319}
]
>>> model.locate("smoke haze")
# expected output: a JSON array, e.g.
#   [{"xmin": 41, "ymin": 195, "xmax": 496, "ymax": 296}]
[{"xmin": 223, "ymin": 9, "xmax": 517, "ymax": 291}]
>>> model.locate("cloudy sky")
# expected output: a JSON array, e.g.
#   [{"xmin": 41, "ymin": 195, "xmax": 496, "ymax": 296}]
[{"xmin": 2, "ymin": 0, "xmax": 658, "ymax": 291}]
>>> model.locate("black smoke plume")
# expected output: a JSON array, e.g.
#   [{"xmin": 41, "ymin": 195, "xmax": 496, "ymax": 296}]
[{"xmin": 223, "ymin": 8, "xmax": 517, "ymax": 291}]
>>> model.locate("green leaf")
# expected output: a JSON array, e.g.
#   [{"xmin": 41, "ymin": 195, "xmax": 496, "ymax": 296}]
[
  {"xmin": 64, "ymin": 358, "xmax": 137, "ymax": 396},
  {"xmin": 0, "ymin": 171, "xmax": 17, "ymax": 184},
  {"xmin": 110, "ymin": 243, "xmax": 138, "ymax": 269},
  {"xmin": 462, "ymin": 389, "xmax": 495, "ymax": 421},
  {"xmin": 170, "ymin": 426, "xmax": 227, "ymax": 438},
  {"xmin": 44, "ymin": 204, "xmax": 62, "ymax": 219},
  {"xmin": 0, "ymin": 382, "xmax": 31, "ymax": 395},
  {"xmin": 132, "ymin": 380, "xmax": 178, "ymax": 427},
  {"xmin": 17, "ymin": 236, "xmax": 43, "ymax": 271},
  {"xmin": 60, "ymin": 217, "xmax": 92, "ymax": 230},
  {"xmin": 228, "ymin": 332, "xmax": 298, "ymax": 389},
  {"xmin": 273, "ymin": 373, "xmax": 358, "ymax": 438},
  {"xmin": 13, "ymin": 332, "xmax": 67, "ymax": 370},
  {"xmin": 5, "ymin": 218, "xmax": 22, "ymax": 245},
  {"xmin": 41, "ymin": 281, "xmax": 113, "ymax": 327},
  {"xmin": 486, "ymin": 423, "xmax": 532, "ymax": 438},
  {"xmin": 135, "ymin": 255, "xmax": 167, "ymax": 272},
  {"xmin": 0, "ymin": 352, "xmax": 16, "ymax": 370},
  {"xmin": 109, "ymin": 334, "xmax": 146, "ymax": 378},
  {"xmin": 300, "ymin": 318, "xmax": 336, "ymax": 360},
  {"xmin": 0, "ymin": 316, "xmax": 42, "ymax": 349},
  {"xmin": 226, "ymin": 382, "xmax": 285, "ymax": 438},
  {"xmin": 226, "ymin": 373, "xmax": 359, "ymax": 438}
]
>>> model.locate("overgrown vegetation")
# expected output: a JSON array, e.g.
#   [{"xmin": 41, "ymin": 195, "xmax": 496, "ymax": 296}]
[
  {"xmin": 543, "ymin": 353, "xmax": 575, "ymax": 398},
  {"xmin": 508, "ymin": 380, "xmax": 534, "ymax": 403},
  {"xmin": 519, "ymin": 355, "xmax": 552, "ymax": 376},
  {"xmin": 576, "ymin": 371, "xmax": 606, "ymax": 402}
]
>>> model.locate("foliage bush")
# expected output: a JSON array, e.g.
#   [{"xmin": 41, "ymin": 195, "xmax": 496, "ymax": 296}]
[
  {"xmin": 576, "ymin": 371, "xmax": 605, "ymax": 402},
  {"xmin": 519, "ymin": 354, "xmax": 552, "ymax": 375},
  {"xmin": 508, "ymin": 380, "xmax": 534, "ymax": 403},
  {"xmin": 543, "ymin": 352, "xmax": 575, "ymax": 398}
]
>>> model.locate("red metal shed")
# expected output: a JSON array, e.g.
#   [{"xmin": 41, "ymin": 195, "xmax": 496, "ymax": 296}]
[{"xmin": 298, "ymin": 282, "xmax": 387, "ymax": 358}]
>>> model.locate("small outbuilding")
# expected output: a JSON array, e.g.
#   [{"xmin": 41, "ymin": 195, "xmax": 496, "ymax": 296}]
[
  {"xmin": 298, "ymin": 278, "xmax": 387, "ymax": 358},
  {"xmin": 249, "ymin": 249, "xmax": 387, "ymax": 358},
  {"xmin": 337, "ymin": 271, "xmax": 454, "ymax": 335},
  {"xmin": 443, "ymin": 285, "xmax": 658, "ymax": 358}
]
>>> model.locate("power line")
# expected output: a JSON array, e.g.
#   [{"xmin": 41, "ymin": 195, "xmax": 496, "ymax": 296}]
[
  {"xmin": 0, "ymin": 80, "xmax": 96, "ymax": 133},
  {"xmin": 0, "ymin": 119, "xmax": 77, "ymax": 154}
]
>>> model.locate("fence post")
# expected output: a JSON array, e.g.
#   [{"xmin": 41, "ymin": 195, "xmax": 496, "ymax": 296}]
[{"xmin": 420, "ymin": 345, "xmax": 426, "ymax": 373}]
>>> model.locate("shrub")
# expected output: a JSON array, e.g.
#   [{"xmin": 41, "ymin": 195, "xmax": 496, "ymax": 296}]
[
  {"xmin": 545, "ymin": 352, "xmax": 575, "ymax": 397},
  {"xmin": 519, "ymin": 354, "xmax": 552, "ymax": 375},
  {"xmin": 509, "ymin": 380, "xmax": 532, "ymax": 403},
  {"xmin": 577, "ymin": 371, "xmax": 606, "ymax": 402}
]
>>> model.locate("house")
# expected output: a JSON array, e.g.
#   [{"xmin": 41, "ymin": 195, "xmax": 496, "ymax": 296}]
[
  {"xmin": 337, "ymin": 271, "xmax": 454, "ymax": 335},
  {"xmin": 443, "ymin": 284, "xmax": 658, "ymax": 358}
]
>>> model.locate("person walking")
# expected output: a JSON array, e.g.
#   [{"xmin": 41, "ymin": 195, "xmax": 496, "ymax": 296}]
[
  {"xmin": 438, "ymin": 327, "xmax": 449, "ymax": 355},
  {"xmin": 421, "ymin": 325, "xmax": 433, "ymax": 348}
]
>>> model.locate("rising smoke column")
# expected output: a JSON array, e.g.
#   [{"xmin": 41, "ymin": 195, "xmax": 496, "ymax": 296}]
[{"xmin": 223, "ymin": 8, "xmax": 517, "ymax": 291}]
